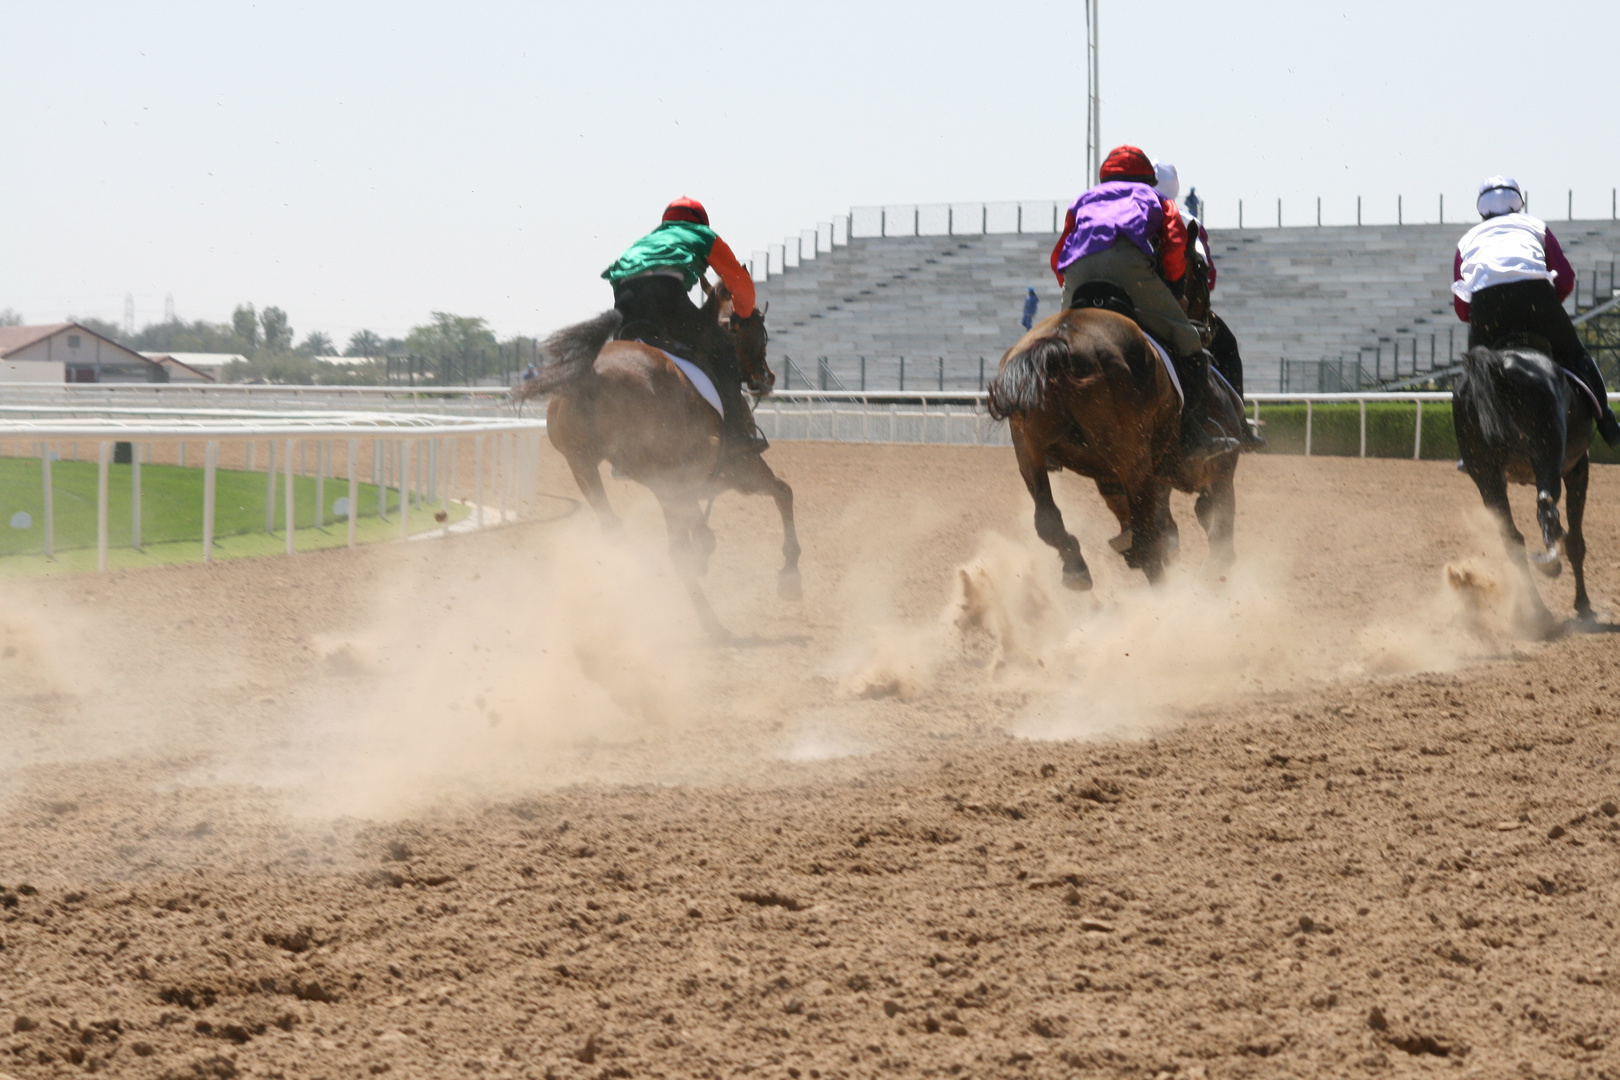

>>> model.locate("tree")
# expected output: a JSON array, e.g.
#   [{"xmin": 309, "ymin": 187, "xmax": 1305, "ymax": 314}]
[
  {"xmin": 260, "ymin": 306, "xmax": 292, "ymax": 352},
  {"xmin": 232, "ymin": 304, "xmax": 259, "ymax": 350},
  {"xmin": 132, "ymin": 318, "xmax": 242, "ymax": 353},
  {"xmin": 70, "ymin": 316, "xmax": 125, "ymax": 343},
  {"xmin": 0, "ymin": 308, "xmax": 22, "ymax": 327},
  {"xmin": 404, "ymin": 312, "xmax": 497, "ymax": 383},
  {"xmin": 345, "ymin": 329, "xmax": 384, "ymax": 357},
  {"xmin": 297, "ymin": 331, "xmax": 335, "ymax": 357}
]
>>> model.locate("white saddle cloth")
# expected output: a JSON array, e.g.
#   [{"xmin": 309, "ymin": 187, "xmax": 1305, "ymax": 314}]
[
  {"xmin": 1143, "ymin": 334, "xmax": 1184, "ymax": 407},
  {"xmin": 650, "ymin": 347, "xmax": 724, "ymax": 417}
]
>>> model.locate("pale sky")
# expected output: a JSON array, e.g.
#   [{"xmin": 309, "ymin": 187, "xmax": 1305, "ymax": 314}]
[{"xmin": 4, "ymin": 0, "xmax": 1617, "ymax": 346}]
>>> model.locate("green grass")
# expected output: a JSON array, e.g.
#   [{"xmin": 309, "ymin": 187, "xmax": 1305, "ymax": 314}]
[
  {"xmin": 1250, "ymin": 402, "xmax": 1620, "ymax": 465},
  {"xmin": 0, "ymin": 458, "xmax": 471, "ymax": 574}
]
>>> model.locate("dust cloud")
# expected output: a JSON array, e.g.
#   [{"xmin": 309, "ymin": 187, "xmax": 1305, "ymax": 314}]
[{"xmin": 847, "ymin": 514, "xmax": 1535, "ymax": 744}]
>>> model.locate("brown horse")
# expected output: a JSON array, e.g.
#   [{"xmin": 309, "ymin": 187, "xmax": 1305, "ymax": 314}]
[
  {"xmin": 985, "ymin": 282, "xmax": 1244, "ymax": 588},
  {"xmin": 516, "ymin": 283, "xmax": 800, "ymax": 640}
]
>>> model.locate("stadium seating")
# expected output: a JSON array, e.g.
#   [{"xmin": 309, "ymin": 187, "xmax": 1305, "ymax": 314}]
[{"xmin": 757, "ymin": 218, "xmax": 1620, "ymax": 392}]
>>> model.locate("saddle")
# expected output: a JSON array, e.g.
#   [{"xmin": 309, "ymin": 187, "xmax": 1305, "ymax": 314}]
[{"xmin": 1067, "ymin": 281, "xmax": 1137, "ymax": 320}]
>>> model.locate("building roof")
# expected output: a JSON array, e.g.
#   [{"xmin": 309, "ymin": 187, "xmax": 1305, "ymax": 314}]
[
  {"xmin": 0, "ymin": 323, "xmax": 159, "ymax": 370},
  {"xmin": 138, "ymin": 351, "xmax": 246, "ymax": 366},
  {"xmin": 143, "ymin": 354, "xmax": 219, "ymax": 382},
  {"xmin": 0, "ymin": 323, "xmax": 74, "ymax": 357}
]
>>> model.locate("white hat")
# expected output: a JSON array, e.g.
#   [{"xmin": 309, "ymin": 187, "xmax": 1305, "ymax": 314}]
[
  {"xmin": 1477, "ymin": 175, "xmax": 1524, "ymax": 218},
  {"xmin": 1153, "ymin": 161, "xmax": 1180, "ymax": 202}
]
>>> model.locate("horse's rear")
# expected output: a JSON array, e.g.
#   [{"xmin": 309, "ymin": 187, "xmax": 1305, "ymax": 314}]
[
  {"xmin": 1454, "ymin": 344, "xmax": 1596, "ymax": 621},
  {"xmin": 988, "ymin": 307, "xmax": 1237, "ymax": 586},
  {"xmin": 527, "ymin": 302, "xmax": 802, "ymax": 640}
]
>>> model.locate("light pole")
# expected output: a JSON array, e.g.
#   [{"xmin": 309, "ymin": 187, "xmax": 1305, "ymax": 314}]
[{"xmin": 1086, "ymin": 0, "xmax": 1100, "ymax": 183}]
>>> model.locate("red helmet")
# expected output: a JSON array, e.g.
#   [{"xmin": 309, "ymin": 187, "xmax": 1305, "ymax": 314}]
[
  {"xmin": 1098, "ymin": 145, "xmax": 1155, "ymax": 184},
  {"xmin": 662, "ymin": 196, "xmax": 710, "ymax": 226}
]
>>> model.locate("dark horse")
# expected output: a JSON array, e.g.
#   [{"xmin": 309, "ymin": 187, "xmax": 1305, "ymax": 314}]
[
  {"xmin": 985, "ymin": 282, "xmax": 1245, "ymax": 588},
  {"xmin": 515, "ymin": 283, "xmax": 801, "ymax": 640},
  {"xmin": 1453, "ymin": 341, "xmax": 1597, "ymax": 625}
]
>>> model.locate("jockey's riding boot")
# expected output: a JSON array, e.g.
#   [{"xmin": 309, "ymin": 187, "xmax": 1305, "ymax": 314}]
[
  {"xmin": 1174, "ymin": 350, "xmax": 1239, "ymax": 460},
  {"xmin": 716, "ymin": 375, "xmax": 768, "ymax": 463},
  {"xmin": 1240, "ymin": 417, "xmax": 1268, "ymax": 451},
  {"xmin": 1570, "ymin": 351, "xmax": 1620, "ymax": 448}
]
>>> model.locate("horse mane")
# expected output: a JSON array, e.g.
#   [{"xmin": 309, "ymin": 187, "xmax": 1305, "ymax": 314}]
[{"xmin": 517, "ymin": 309, "xmax": 625, "ymax": 400}]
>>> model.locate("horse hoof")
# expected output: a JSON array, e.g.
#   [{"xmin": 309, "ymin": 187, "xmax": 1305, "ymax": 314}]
[
  {"xmin": 1063, "ymin": 568, "xmax": 1093, "ymax": 591},
  {"xmin": 1107, "ymin": 530, "xmax": 1132, "ymax": 554},
  {"xmin": 778, "ymin": 570, "xmax": 803, "ymax": 601},
  {"xmin": 1532, "ymin": 553, "xmax": 1563, "ymax": 578}
]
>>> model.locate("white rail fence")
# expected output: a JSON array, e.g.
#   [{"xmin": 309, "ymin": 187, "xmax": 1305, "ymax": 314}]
[
  {"xmin": 0, "ymin": 407, "xmax": 546, "ymax": 570},
  {"xmin": 0, "ymin": 382, "xmax": 520, "ymax": 416}
]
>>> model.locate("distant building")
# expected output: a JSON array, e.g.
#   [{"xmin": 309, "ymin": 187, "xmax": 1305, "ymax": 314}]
[
  {"xmin": 140, "ymin": 352, "xmax": 237, "ymax": 382},
  {"xmin": 0, "ymin": 322, "xmax": 164, "ymax": 383}
]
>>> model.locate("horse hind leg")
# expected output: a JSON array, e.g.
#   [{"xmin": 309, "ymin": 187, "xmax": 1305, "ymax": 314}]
[
  {"xmin": 1122, "ymin": 479, "xmax": 1167, "ymax": 583},
  {"xmin": 566, "ymin": 454, "xmax": 622, "ymax": 533},
  {"xmin": 1014, "ymin": 422, "xmax": 1090, "ymax": 589},
  {"xmin": 1564, "ymin": 454, "xmax": 1593, "ymax": 619},
  {"xmin": 656, "ymin": 491, "xmax": 729, "ymax": 642},
  {"xmin": 1470, "ymin": 465, "xmax": 1555, "ymax": 632}
]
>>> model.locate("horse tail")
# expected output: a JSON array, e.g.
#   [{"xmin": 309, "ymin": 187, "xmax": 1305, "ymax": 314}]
[
  {"xmin": 987, "ymin": 338, "xmax": 1077, "ymax": 420},
  {"xmin": 528, "ymin": 309, "xmax": 623, "ymax": 396},
  {"xmin": 1461, "ymin": 345, "xmax": 1510, "ymax": 444}
]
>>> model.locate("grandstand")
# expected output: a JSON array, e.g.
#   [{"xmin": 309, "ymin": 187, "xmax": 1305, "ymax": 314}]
[{"xmin": 755, "ymin": 211, "xmax": 1620, "ymax": 393}]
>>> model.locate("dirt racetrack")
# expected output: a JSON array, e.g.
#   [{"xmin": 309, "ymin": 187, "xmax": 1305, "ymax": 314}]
[{"xmin": 2, "ymin": 440, "xmax": 1618, "ymax": 1080}]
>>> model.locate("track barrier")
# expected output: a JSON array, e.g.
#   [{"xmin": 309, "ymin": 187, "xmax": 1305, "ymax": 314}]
[{"xmin": 0, "ymin": 403, "xmax": 545, "ymax": 570}]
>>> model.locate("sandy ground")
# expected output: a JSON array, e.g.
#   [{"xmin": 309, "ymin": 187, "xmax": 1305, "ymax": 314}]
[{"xmin": 1, "ymin": 441, "xmax": 1618, "ymax": 1080}]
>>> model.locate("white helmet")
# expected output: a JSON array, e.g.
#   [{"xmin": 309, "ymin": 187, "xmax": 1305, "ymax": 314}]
[
  {"xmin": 1153, "ymin": 161, "xmax": 1180, "ymax": 202},
  {"xmin": 1477, "ymin": 176, "xmax": 1524, "ymax": 218}
]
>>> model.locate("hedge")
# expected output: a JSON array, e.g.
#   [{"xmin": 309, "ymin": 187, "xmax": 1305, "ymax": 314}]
[{"xmin": 1247, "ymin": 402, "xmax": 1620, "ymax": 465}]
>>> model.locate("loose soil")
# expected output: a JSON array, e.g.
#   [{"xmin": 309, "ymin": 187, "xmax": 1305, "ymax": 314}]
[{"xmin": 1, "ymin": 442, "xmax": 1617, "ymax": 1080}]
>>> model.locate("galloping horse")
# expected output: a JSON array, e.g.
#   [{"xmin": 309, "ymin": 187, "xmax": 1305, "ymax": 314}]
[
  {"xmin": 1453, "ymin": 340, "xmax": 1597, "ymax": 624},
  {"xmin": 516, "ymin": 282, "xmax": 801, "ymax": 640},
  {"xmin": 985, "ymin": 267, "xmax": 1244, "ymax": 588}
]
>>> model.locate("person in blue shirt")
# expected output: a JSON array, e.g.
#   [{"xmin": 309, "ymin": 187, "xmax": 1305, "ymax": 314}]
[
  {"xmin": 1184, "ymin": 187, "xmax": 1202, "ymax": 221},
  {"xmin": 1021, "ymin": 286, "xmax": 1039, "ymax": 331}
]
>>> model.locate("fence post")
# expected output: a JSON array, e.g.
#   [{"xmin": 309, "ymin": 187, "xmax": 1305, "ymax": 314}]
[
  {"xmin": 203, "ymin": 441, "xmax": 218, "ymax": 562},
  {"xmin": 1305, "ymin": 401, "xmax": 1313, "ymax": 456},
  {"xmin": 899, "ymin": 357, "xmax": 906, "ymax": 391},
  {"xmin": 265, "ymin": 440, "xmax": 277, "ymax": 534},
  {"xmin": 97, "ymin": 441, "xmax": 110, "ymax": 572},
  {"xmin": 881, "ymin": 208, "xmax": 887, "ymax": 237},
  {"xmin": 1357, "ymin": 196, "xmax": 1362, "ymax": 226},
  {"xmin": 348, "ymin": 438, "xmax": 359, "ymax": 548},
  {"xmin": 1017, "ymin": 204, "xmax": 1022, "ymax": 233},
  {"xmin": 1239, "ymin": 199, "xmax": 1244, "ymax": 229},
  {"xmin": 948, "ymin": 206, "xmax": 953, "ymax": 235},
  {"xmin": 475, "ymin": 434, "xmax": 484, "ymax": 528},
  {"xmin": 1413, "ymin": 399, "xmax": 1423, "ymax": 460},
  {"xmin": 1398, "ymin": 195, "xmax": 1403, "ymax": 226},
  {"xmin": 1317, "ymin": 196, "xmax": 1321, "ymax": 226},
  {"xmin": 130, "ymin": 442, "xmax": 142, "ymax": 551},
  {"xmin": 979, "ymin": 356, "xmax": 986, "ymax": 390},
  {"xmin": 1359, "ymin": 399, "xmax": 1367, "ymax": 457},
  {"xmin": 398, "ymin": 440, "xmax": 410, "ymax": 540},
  {"xmin": 1569, "ymin": 189, "xmax": 1573, "ymax": 221},
  {"xmin": 982, "ymin": 204, "xmax": 987, "ymax": 233},
  {"xmin": 938, "ymin": 357, "xmax": 944, "ymax": 391},
  {"xmin": 42, "ymin": 451, "xmax": 54, "ymax": 561},
  {"xmin": 1277, "ymin": 198, "xmax": 1281, "ymax": 228},
  {"xmin": 315, "ymin": 441, "xmax": 326, "ymax": 529},
  {"xmin": 1439, "ymin": 192, "xmax": 1444, "ymax": 224},
  {"xmin": 913, "ymin": 207, "xmax": 919, "ymax": 236},
  {"xmin": 285, "ymin": 439, "xmax": 296, "ymax": 554},
  {"xmin": 860, "ymin": 356, "xmax": 866, "ymax": 391}
]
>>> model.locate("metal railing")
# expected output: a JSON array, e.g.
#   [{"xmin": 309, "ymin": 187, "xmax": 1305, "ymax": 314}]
[{"xmin": 0, "ymin": 407, "xmax": 546, "ymax": 570}]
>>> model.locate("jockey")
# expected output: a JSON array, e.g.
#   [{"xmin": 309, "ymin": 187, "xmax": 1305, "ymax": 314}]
[
  {"xmin": 1152, "ymin": 161, "xmax": 1215, "ymax": 291},
  {"xmin": 602, "ymin": 197, "xmax": 768, "ymax": 458},
  {"xmin": 1156, "ymin": 160, "xmax": 1264, "ymax": 449},
  {"xmin": 1052, "ymin": 145, "xmax": 1234, "ymax": 457},
  {"xmin": 1454, "ymin": 176, "xmax": 1620, "ymax": 447}
]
